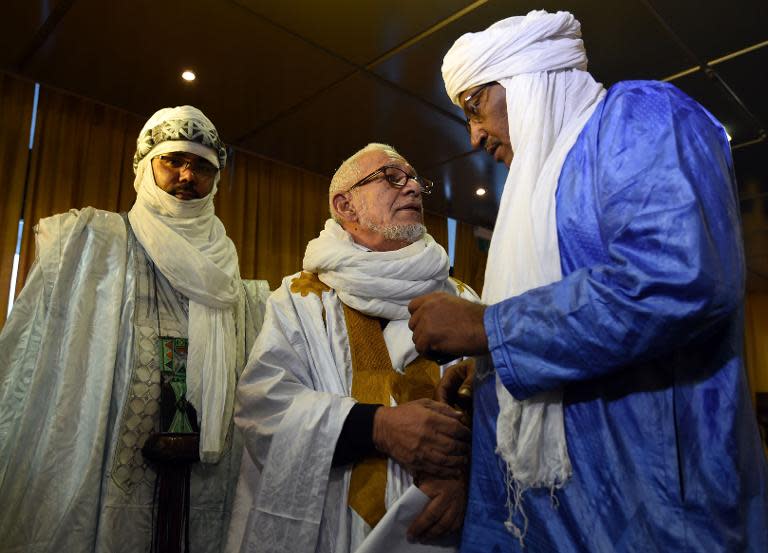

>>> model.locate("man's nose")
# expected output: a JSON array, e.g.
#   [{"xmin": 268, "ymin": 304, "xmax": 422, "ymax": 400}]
[
  {"xmin": 178, "ymin": 164, "xmax": 196, "ymax": 182},
  {"xmin": 468, "ymin": 122, "xmax": 487, "ymax": 150},
  {"xmin": 403, "ymin": 177, "xmax": 421, "ymax": 196}
]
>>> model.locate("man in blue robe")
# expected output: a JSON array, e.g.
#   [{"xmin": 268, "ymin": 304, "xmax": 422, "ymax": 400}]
[{"xmin": 408, "ymin": 10, "xmax": 768, "ymax": 552}]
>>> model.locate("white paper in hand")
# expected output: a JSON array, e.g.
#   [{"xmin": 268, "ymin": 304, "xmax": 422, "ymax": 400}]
[{"xmin": 355, "ymin": 485, "xmax": 459, "ymax": 553}]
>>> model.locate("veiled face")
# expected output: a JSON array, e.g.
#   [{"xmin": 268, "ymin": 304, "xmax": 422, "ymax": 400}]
[
  {"xmin": 151, "ymin": 152, "xmax": 216, "ymax": 200},
  {"xmin": 460, "ymin": 82, "xmax": 513, "ymax": 167}
]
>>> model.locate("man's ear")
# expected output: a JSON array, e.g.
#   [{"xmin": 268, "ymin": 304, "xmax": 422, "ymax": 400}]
[{"xmin": 332, "ymin": 192, "xmax": 358, "ymax": 223}]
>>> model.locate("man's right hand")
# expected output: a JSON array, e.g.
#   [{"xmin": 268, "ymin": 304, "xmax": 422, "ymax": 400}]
[
  {"xmin": 372, "ymin": 398, "xmax": 470, "ymax": 479},
  {"xmin": 436, "ymin": 359, "xmax": 474, "ymax": 412}
]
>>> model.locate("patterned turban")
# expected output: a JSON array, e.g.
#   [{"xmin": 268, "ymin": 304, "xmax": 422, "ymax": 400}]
[{"xmin": 132, "ymin": 105, "xmax": 227, "ymax": 173}]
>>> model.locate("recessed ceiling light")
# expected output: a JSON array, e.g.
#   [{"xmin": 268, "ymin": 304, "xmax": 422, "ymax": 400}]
[
  {"xmin": 476, "ymin": 187, "xmax": 486, "ymax": 196},
  {"xmin": 181, "ymin": 70, "xmax": 196, "ymax": 82}
]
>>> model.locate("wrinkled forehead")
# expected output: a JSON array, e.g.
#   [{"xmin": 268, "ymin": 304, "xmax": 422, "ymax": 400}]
[{"xmin": 357, "ymin": 150, "xmax": 413, "ymax": 176}]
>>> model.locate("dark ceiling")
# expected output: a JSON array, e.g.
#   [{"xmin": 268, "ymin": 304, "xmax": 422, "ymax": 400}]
[{"xmin": 2, "ymin": 0, "xmax": 767, "ymax": 290}]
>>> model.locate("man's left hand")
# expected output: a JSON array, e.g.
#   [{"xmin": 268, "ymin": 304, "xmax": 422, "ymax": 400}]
[
  {"xmin": 408, "ymin": 292, "xmax": 489, "ymax": 359},
  {"xmin": 408, "ymin": 476, "xmax": 467, "ymax": 543}
]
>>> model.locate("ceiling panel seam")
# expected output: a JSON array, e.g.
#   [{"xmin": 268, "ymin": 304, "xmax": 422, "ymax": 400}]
[
  {"xmin": 229, "ymin": 0, "xmax": 475, "ymax": 144},
  {"xmin": 640, "ymin": 0, "xmax": 706, "ymax": 67},
  {"xmin": 13, "ymin": 0, "xmax": 78, "ymax": 72},
  {"xmin": 231, "ymin": 71, "xmax": 357, "ymax": 144},
  {"xmin": 640, "ymin": 0, "xmax": 765, "ymax": 147},
  {"xmin": 424, "ymin": 148, "xmax": 478, "ymax": 172},
  {"xmin": 662, "ymin": 39, "xmax": 768, "ymax": 82},
  {"xmin": 363, "ymin": 0, "xmax": 489, "ymax": 70},
  {"xmin": 661, "ymin": 39, "xmax": 768, "ymax": 150}
]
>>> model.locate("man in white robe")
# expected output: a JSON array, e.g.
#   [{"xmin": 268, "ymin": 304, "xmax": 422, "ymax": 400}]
[
  {"xmin": 229, "ymin": 143, "xmax": 476, "ymax": 553},
  {"xmin": 0, "ymin": 106, "xmax": 269, "ymax": 553}
]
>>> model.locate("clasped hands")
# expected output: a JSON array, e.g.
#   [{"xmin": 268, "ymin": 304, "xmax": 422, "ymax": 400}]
[
  {"xmin": 372, "ymin": 398, "xmax": 469, "ymax": 543},
  {"xmin": 369, "ymin": 292, "xmax": 486, "ymax": 542}
]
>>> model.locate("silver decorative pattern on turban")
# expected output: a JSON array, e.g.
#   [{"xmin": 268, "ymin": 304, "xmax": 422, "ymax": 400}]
[{"xmin": 133, "ymin": 105, "xmax": 227, "ymax": 173}]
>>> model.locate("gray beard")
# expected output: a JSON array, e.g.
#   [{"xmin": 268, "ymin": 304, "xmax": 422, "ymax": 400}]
[
  {"xmin": 364, "ymin": 221, "xmax": 426, "ymax": 243},
  {"xmin": 356, "ymin": 194, "xmax": 426, "ymax": 244}
]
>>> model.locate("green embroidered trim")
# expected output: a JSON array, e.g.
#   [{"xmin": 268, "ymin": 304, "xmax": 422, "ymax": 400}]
[{"xmin": 158, "ymin": 336, "xmax": 193, "ymax": 433}]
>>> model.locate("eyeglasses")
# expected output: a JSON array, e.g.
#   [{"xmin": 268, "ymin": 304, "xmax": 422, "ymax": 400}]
[
  {"xmin": 156, "ymin": 154, "xmax": 218, "ymax": 178},
  {"xmin": 348, "ymin": 165, "xmax": 433, "ymax": 195},
  {"xmin": 463, "ymin": 82, "xmax": 496, "ymax": 131}
]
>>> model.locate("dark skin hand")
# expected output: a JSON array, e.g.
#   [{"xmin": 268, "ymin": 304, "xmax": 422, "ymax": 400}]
[
  {"xmin": 436, "ymin": 358, "xmax": 475, "ymax": 414},
  {"xmin": 407, "ymin": 360, "xmax": 475, "ymax": 543},
  {"xmin": 403, "ymin": 293, "xmax": 485, "ymax": 542},
  {"xmin": 408, "ymin": 292, "xmax": 489, "ymax": 359},
  {"xmin": 372, "ymin": 398, "xmax": 471, "ymax": 479},
  {"xmin": 408, "ymin": 475, "xmax": 467, "ymax": 543}
]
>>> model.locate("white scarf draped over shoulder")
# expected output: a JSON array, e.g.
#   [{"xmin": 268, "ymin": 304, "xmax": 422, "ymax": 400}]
[
  {"xmin": 442, "ymin": 10, "xmax": 607, "ymax": 540},
  {"xmin": 128, "ymin": 106, "xmax": 243, "ymax": 463},
  {"xmin": 303, "ymin": 219, "xmax": 450, "ymax": 371}
]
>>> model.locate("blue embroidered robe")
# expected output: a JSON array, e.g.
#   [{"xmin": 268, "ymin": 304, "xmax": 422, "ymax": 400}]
[{"xmin": 463, "ymin": 81, "xmax": 768, "ymax": 552}]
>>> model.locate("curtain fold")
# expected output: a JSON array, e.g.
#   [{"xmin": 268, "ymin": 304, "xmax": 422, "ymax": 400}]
[
  {"xmin": 16, "ymin": 86, "xmax": 143, "ymax": 292},
  {"xmin": 215, "ymin": 150, "xmax": 329, "ymax": 289},
  {"xmin": 0, "ymin": 73, "xmax": 35, "ymax": 326},
  {"xmin": 453, "ymin": 220, "xmax": 487, "ymax": 295},
  {"xmin": 6, "ymin": 81, "xmax": 338, "ymax": 298},
  {"xmin": 745, "ymin": 293, "xmax": 768, "ymax": 399},
  {"xmin": 423, "ymin": 210, "xmax": 448, "ymax": 254},
  {"xmin": 4, "ymin": 80, "xmax": 495, "ymax": 311}
]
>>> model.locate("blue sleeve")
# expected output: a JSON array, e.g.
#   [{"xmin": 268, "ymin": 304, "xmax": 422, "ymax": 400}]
[{"xmin": 486, "ymin": 83, "xmax": 744, "ymax": 400}]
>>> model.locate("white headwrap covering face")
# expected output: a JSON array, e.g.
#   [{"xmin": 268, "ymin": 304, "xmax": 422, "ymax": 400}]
[
  {"xmin": 128, "ymin": 105, "xmax": 243, "ymax": 463},
  {"xmin": 442, "ymin": 10, "xmax": 606, "ymax": 541}
]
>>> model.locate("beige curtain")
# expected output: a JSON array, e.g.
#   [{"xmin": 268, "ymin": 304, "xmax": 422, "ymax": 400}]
[
  {"xmin": 8, "ymin": 83, "xmax": 335, "ymax": 296},
  {"xmin": 216, "ymin": 166, "xmax": 450, "ymax": 289},
  {"xmin": 5, "ymin": 82, "xmax": 463, "ymax": 301},
  {"xmin": 745, "ymin": 293, "xmax": 768, "ymax": 398},
  {"xmin": 16, "ymin": 85, "xmax": 143, "ymax": 291},
  {"xmin": 424, "ymin": 210, "xmax": 448, "ymax": 254},
  {"xmin": 0, "ymin": 73, "xmax": 35, "ymax": 325},
  {"xmin": 453, "ymin": 220, "xmax": 487, "ymax": 295},
  {"xmin": 215, "ymin": 150, "xmax": 330, "ymax": 289}
]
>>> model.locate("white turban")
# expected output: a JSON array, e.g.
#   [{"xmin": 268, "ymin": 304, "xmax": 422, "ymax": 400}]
[
  {"xmin": 442, "ymin": 10, "xmax": 586, "ymax": 104},
  {"xmin": 442, "ymin": 11, "xmax": 607, "ymax": 543},
  {"xmin": 133, "ymin": 105, "xmax": 227, "ymax": 172},
  {"xmin": 128, "ymin": 105, "xmax": 243, "ymax": 463}
]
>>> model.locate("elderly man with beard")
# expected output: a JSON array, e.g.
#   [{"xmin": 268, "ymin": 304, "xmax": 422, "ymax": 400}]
[
  {"xmin": 408, "ymin": 10, "xmax": 768, "ymax": 553},
  {"xmin": 228, "ymin": 143, "xmax": 476, "ymax": 553},
  {"xmin": 0, "ymin": 106, "xmax": 268, "ymax": 553}
]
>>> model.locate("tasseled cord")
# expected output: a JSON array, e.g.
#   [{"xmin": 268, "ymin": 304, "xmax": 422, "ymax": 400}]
[
  {"xmin": 499, "ymin": 458, "xmax": 566, "ymax": 548},
  {"xmin": 502, "ymin": 464, "xmax": 530, "ymax": 548}
]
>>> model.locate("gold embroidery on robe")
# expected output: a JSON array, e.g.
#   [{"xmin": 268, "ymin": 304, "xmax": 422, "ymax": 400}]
[
  {"xmin": 449, "ymin": 276, "xmax": 467, "ymax": 295},
  {"xmin": 290, "ymin": 271, "xmax": 330, "ymax": 298},
  {"xmin": 342, "ymin": 304, "xmax": 439, "ymax": 529}
]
